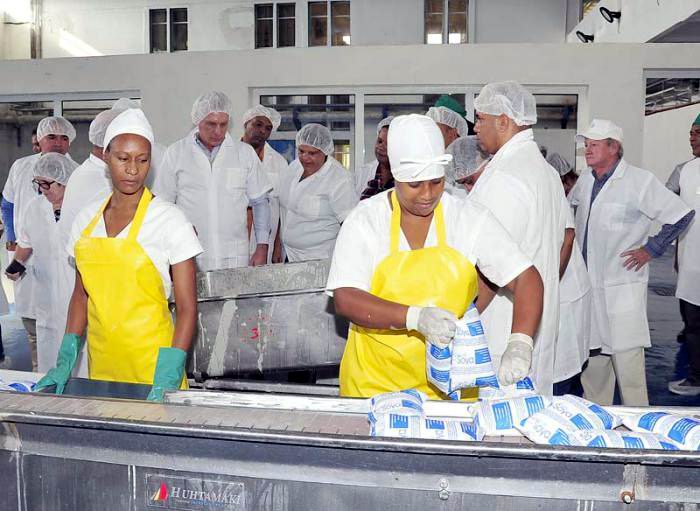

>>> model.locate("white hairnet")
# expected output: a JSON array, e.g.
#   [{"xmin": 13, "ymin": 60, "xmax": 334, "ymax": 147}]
[
  {"xmin": 546, "ymin": 153, "xmax": 573, "ymax": 176},
  {"xmin": 89, "ymin": 109, "xmax": 124, "ymax": 147},
  {"xmin": 376, "ymin": 115, "xmax": 394, "ymax": 134},
  {"xmin": 388, "ymin": 114, "xmax": 452, "ymax": 183},
  {"xmin": 36, "ymin": 116, "xmax": 76, "ymax": 143},
  {"xmin": 474, "ymin": 81, "xmax": 537, "ymax": 126},
  {"xmin": 446, "ymin": 136, "xmax": 489, "ymax": 183},
  {"xmin": 112, "ymin": 98, "xmax": 140, "ymax": 111},
  {"xmin": 33, "ymin": 152, "xmax": 77, "ymax": 185},
  {"xmin": 426, "ymin": 106, "xmax": 468, "ymax": 137},
  {"xmin": 103, "ymin": 108, "xmax": 155, "ymax": 150},
  {"xmin": 191, "ymin": 91, "xmax": 232, "ymax": 125},
  {"xmin": 296, "ymin": 123, "xmax": 334, "ymax": 156},
  {"xmin": 242, "ymin": 105, "xmax": 281, "ymax": 132}
]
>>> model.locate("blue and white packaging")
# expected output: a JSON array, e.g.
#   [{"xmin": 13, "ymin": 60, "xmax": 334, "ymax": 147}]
[
  {"xmin": 571, "ymin": 429, "xmax": 679, "ymax": 451},
  {"xmin": 623, "ymin": 412, "xmax": 700, "ymax": 451},
  {"xmin": 7, "ymin": 380, "xmax": 35, "ymax": 392},
  {"xmin": 477, "ymin": 395, "xmax": 550, "ymax": 436},
  {"xmin": 516, "ymin": 408, "xmax": 575, "ymax": 446},
  {"xmin": 369, "ymin": 412, "xmax": 422, "ymax": 438},
  {"xmin": 369, "ymin": 389, "xmax": 427, "ymax": 416},
  {"xmin": 426, "ymin": 342, "xmax": 452, "ymax": 395},
  {"xmin": 420, "ymin": 417, "xmax": 484, "ymax": 442},
  {"xmin": 547, "ymin": 395, "xmax": 622, "ymax": 431},
  {"xmin": 478, "ymin": 377, "xmax": 537, "ymax": 401},
  {"xmin": 450, "ymin": 306, "xmax": 499, "ymax": 390}
]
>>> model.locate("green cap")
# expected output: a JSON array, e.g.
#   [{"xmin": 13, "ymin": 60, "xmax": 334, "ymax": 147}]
[
  {"xmin": 434, "ymin": 94, "xmax": 466, "ymax": 118},
  {"xmin": 694, "ymin": 112, "xmax": 700, "ymax": 126}
]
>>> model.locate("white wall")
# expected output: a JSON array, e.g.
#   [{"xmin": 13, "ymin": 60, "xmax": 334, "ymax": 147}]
[
  {"xmin": 0, "ymin": 42, "xmax": 696, "ymax": 182},
  {"xmin": 643, "ymin": 104, "xmax": 700, "ymax": 183},
  {"xmin": 473, "ymin": 0, "xmax": 569, "ymax": 43},
  {"xmin": 351, "ymin": 0, "xmax": 424, "ymax": 46},
  {"xmin": 568, "ymin": 0, "xmax": 700, "ymax": 43},
  {"xmin": 1, "ymin": 5, "xmax": 32, "ymax": 60}
]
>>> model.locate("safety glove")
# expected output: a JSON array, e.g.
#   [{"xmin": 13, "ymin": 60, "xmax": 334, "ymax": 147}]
[
  {"xmin": 147, "ymin": 347, "xmax": 187, "ymax": 402},
  {"xmin": 34, "ymin": 333, "xmax": 83, "ymax": 394}
]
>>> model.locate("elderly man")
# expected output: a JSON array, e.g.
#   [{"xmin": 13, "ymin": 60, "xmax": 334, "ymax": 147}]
[
  {"xmin": 1, "ymin": 116, "xmax": 77, "ymax": 371},
  {"xmin": 667, "ymin": 113, "xmax": 700, "ymax": 396},
  {"xmin": 468, "ymin": 81, "xmax": 571, "ymax": 396},
  {"xmin": 570, "ymin": 119, "xmax": 694, "ymax": 406},
  {"xmin": 240, "ymin": 104, "xmax": 288, "ymax": 264},
  {"xmin": 426, "ymin": 106, "xmax": 468, "ymax": 148},
  {"xmin": 155, "ymin": 91, "xmax": 272, "ymax": 271},
  {"xmin": 355, "ymin": 116, "xmax": 394, "ymax": 200}
]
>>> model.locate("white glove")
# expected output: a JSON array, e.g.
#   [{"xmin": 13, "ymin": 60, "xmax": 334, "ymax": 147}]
[
  {"xmin": 497, "ymin": 333, "xmax": 533, "ymax": 386},
  {"xmin": 406, "ymin": 306, "xmax": 457, "ymax": 348}
]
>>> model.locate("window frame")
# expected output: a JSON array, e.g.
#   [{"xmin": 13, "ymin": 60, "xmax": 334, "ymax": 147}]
[
  {"xmin": 306, "ymin": 0, "xmax": 351, "ymax": 48},
  {"xmin": 147, "ymin": 6, "xmax": 189, "ymax": 54},
  {"xmin": 424, "ymin": 0, "xmax": 476, "ymax": 45},
  {"xmin": 254, "ymin": 2, "xmax": 297, "ymax": 48}
]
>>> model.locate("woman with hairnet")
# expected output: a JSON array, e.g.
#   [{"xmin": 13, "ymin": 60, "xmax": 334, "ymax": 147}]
[
  {"xmin": 426, "ymin": 106, "xmax": 468, "ymax": 148},
  {"xmin": 354, "ymin": 116, "xmax": 394, "ymax": 199},
  {"xmin": 36, "ymin": 109, "xmax": 203, "ymax": 402},
  {"xmin": 326, "ymin": 114, "xmax": 543, "ymax": 398},
  {"xmin": 6, "ymin": 153, "xmax": 77, "ymax": 371},
  {"xmin": 275, "ymin": 123, "xmax": 358, "ymax": 263},
  {"xmin": 444, "ymin": 135, "xmax": 491, "ymax": 199}
]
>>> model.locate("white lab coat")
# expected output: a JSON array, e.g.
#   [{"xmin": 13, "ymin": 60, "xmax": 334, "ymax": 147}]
[
  {"xmin": 154, "ymin": 130, "xmax": 272, "ymax": 271},
  {"xmin": 555, "ymin": 242, "xmax": 592, "ymax": 382},
  {"xmin": 278, "ymin": 157, "xmax": 358, "ymax": 262},
  {"xmin": 570, "ymin": 159, "xmax": 691, "ymax": 354},
  {"xmin": 676, "ymin": 158, "xmax": 700, "ymax": 306},
  {"xmin": 468, "ymin": 129, "xmax": 568, "ymax": 395},
  {"xmin": 354, "ymin": 160, "xmax": 378, "ymax": 197},
  {"xmin": 248, "ymin": 143, "xmax": 288, "ymax": 263}
]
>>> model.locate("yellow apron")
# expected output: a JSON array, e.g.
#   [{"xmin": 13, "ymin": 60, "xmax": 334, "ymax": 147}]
[
  {"xmin": 75, "ymin": 188, "xmax": 185, "ymax": 387},
  {"xmin": 339, "ymin": 191, "xmax": 479, "ymax": 399}
]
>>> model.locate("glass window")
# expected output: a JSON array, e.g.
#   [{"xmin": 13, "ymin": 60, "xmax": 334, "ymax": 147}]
[
  {"xmin": 308, "ymin": 1, "xmax": 328, "ymax": 46},
  {"xmin": 170, "ymin": 8, "xmax": 188, "ymax": 52},
  {"xmin": 277, "ymin": 3, "xmax": 296, "ymax": 47},
  {"xmin": 331, "ymin": 1, "xmax": 351, "ymax": 46},
  {"xmin": 149, "ymin": 9, "xmax": 167, "ymax": 53},
  {"xmin": 424, "ymin": 0, "xmax": 444, "ymax": 44},
  {"xmin": 447, "ymin": 0, "xmax": 467, "ymax": 44},
  {"xmin": 255, "ymin": 4, "xmax": 274, "ymax": 48}
]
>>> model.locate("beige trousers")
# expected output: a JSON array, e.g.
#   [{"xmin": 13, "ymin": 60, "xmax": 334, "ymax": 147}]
[
  {"xmin": 21, "ymin": 317, "xmax": 37, "ymax": 372},
  {"xmin": 581, "ymin": 347, "xmax": 649, "ymax": 406}
]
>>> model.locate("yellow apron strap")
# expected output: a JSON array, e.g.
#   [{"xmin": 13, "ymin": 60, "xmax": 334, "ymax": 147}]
[
  {"xmin": 82, "ymin": 194, "xmax": 113, "ymax": 237},
  {"xmin": 389, "ymin": 190, "xmax": 446, "ymax": 251},
  {"xmin": 389, "ymin": 191, "xmax": 401, "ymax": 255},
  {"xmin": 126, "ymin": 188, "xmax": 152, "ymax": 242}
]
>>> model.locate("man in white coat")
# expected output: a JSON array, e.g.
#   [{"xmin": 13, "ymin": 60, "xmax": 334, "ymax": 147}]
[
  {"xmin": 570, "ymin": 119, "xmax": 694, "ymax": 406},
  {"xmin": 668, "ymin": 113, "xmax": 700, "ymax": 396},
  {"xmin": 354, "ymin": 116, "xmax": 393, "ymax": 199},
  {"xmin": 468, "ymin": 81, "xmax": 570, "ymax": 396},
  {"xmin": 154, "ymin": 91, "xmax": 272, "ymax": 271},
  {"xmin": 1, "ymin": 116, "xmax": 77, "ymax": 371},
  {"xmin": 240, "ymin": 105, "xmax": 288, "ymax": 264}
]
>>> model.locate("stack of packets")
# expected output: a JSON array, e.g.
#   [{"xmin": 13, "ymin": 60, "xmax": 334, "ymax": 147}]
[
  {"xmin": 367, "ymin": 389, "xmax": 483, "ymax": 441},
  {"xmin": 426, "ymin": 303, "xmax": 536, "ymax": 400}
]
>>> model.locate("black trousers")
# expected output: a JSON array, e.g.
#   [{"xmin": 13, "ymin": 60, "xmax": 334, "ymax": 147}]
[{"xmin": 681, "ymin": 300, "xmax": 700, "ymax": 384}]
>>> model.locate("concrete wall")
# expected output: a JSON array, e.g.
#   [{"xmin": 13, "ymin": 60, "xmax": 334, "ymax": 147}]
[
  {"xmin": 0, "ymin": 42, "xmax": 696, "ymax": 184},
  {"xmin": 643, "ymin": 103, "xmax": 700, "ymax": 183},
  {"xmin": 568, "ymin": 0, "xmax": 700, "ymax": 43},
  {"xmin": 473, "ymin": 0, "xmax": 569, "ymax": 43},
  {"xmin": 351, "ymin": 0, "xmax": 424, "ymax": 46}
]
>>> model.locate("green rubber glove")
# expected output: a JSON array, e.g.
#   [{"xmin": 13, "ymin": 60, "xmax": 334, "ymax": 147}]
[
  {"xmin": 147, "ymin": 347, "xmax": 187, "ymax": 402},
  {"xmin": 34, "ymin": 333, "xmax": 83, "ymax": 394}
]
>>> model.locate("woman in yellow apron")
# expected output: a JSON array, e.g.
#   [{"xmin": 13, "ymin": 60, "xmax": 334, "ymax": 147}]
[
  {"xmin": 326, "ymin": 114, "xmax": 544, "ymax": 399},
  {"xmin": 36, "ymin": 108, "xmax": 202, "ymax": 401}
]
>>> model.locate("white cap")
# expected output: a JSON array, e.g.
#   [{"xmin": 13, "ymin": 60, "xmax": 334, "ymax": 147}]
[
  {"xmin": 576, "ymin": 119, "xmax": 623, "ymax": 144},
  {"xmin": 191, "ymin": 91, "xmax": 232, "ymax": 125},
  {"xmin": 36, "ymin": 116, "xmax": 76, "ymax": 143},
  {"xmin": 388, "ymin": 114, "xmax": 452, "ymax": 183},
  {"xmin": 88, "ymin": 109, "xmax": 124, "ymax": 147},
  {"xmin": 446, "ymin": 135, "xmax": 488, "ymax": 182},
  {"xmin": 33, "ymin": 153, "xmax": 77, "ymax": 185},
  {"xmin": 376, "ymin": 115, "xmax": 394, "ymax": 134},
  {"xmin": 296, "ymin": 123, "xmax": 334, "ymax": 156},
  {"xmin": 242, "ymin": 105, "xmax": 281, "ymax": 132},
  {"xmin": 103, "ymin": 108, "xmax": 155, "ymax": 150},
  {"xmin": 111, "ymin": 98, "xmax": 140, "ymax": 111},
  {"xmin": 546, "ymin": 153, "xmax": 573, "ymax": 176},
  {"xmin": 426, "ymin": 106, "xmax": 468, "ymax": 137},
  {"xmin": 474, "ymin": 81, "xmax": 537, "ymax": 126}
]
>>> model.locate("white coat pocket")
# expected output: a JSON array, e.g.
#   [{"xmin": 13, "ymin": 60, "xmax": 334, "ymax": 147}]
[
  {"xmin": 601, "ymin": 203, "xmax": 627, "ymax": 232},
  {"xmin": 225, "ymin": 169, "xmax": 246, "ymax": 192},
  {"xmin": 298, "ymin": 195, "xmax": 324, "ymax": 219},
  {"xmin": 603, "ymin": 281, "xmax": 650, "ymax": 350}
]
